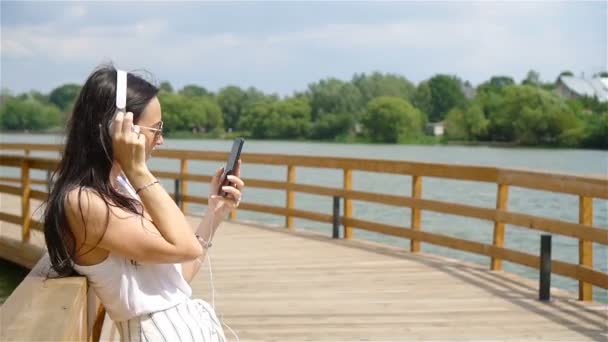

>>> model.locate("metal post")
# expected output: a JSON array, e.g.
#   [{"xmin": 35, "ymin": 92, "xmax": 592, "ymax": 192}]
[
  {"xmin": 539, "ymin": 235, "xmax": 552, "ymax": 301},
  {"xmin": 174, "ymin": 179, "xmax": 182, "ymax": 208},
  {"xmin": 332, "ymin": 196, "xmax": 341, "ymax": 239},
  {"xmin": 46, "ymin": 170, "xmax": 52, "ymax": 194}
]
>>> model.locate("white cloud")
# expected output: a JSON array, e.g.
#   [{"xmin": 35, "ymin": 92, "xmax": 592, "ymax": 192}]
[
  {"xmin": 66, "ymin": 4, "xmax": 87, "ymax": 19},
  {"xmin": 0, "ymin": 1, "xmax": 604, "ymax": 92}
]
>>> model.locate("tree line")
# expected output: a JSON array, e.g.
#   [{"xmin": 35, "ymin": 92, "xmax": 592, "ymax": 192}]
[{"xmin": 1, "ymin": 70, "xmax": 606, "ymax": 149}]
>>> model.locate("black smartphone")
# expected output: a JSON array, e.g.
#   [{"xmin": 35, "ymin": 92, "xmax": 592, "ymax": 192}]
[{"xmin": 218, "ymin": 137, "xmax": 245, "ymax": 196}]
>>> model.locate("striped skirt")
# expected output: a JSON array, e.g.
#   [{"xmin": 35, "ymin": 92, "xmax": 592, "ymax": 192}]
[{"xmin": 115, "ymin": 299, "xmax": 227, "ymax": 342}]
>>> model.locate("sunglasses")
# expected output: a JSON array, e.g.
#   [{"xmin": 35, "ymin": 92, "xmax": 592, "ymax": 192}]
[{"xmin": 138, "ymin": 121, "xmax": 164, "ymax": 140}]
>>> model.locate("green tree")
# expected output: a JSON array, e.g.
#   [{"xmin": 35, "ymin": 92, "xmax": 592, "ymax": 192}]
[
  {"xmin": 578, "ymin": 96, "xmax": 608, "ymax": 114},
  {"xmin": 581, "ymin": 112, "xmax": 608, "ymax": 149},
  {"xmin": 310, "ymin": 112, "xmax": 354, "ymax": 140},
  {"xmin": 159, "ymin": 93, "xmax": 223, "ymax": 133},
  {"xmin": 0, "ymin": 97, "xmax": 62, "ymax": 130},
  {"xmin": 522, "ymin": 70, "xmax": 541, "ymax": 86},
  {"xmin": 216, "ymin": 86, "xmax": 274, "ymax": 131},
  {"xmin": 485, "ymin": 85, "xmax": 583, "ymax": 146},
  {"xmin": 307, "ymin": 78, "xmax": 363, "ymax": 121},
  {"xmin": 427, "ymin": 74, "xmax": 467, "ymax": 122},
  {"xmin": 477, "ymin": 76, "xmax": 515, "ymax": 94},
  {"xmin": 29, "ymin": 91, "xmax": 50, "ymax": 104},
  {"xmin": 361, "ymin": 96, "xmax": 424, "ymax": 143},
  {"xmin": 352, "ymin": 72, "xmax": 415, "ymax": 106},
  {"xmin": 159, "ymin": 81, "xmax": 174, "ymax": 93},
  {"xmin": 217, "ymin": 86, "xmax": 247, "ymax": 131},
  {"xmin": 49, "ymin": 84, "xmax": 81, "ymax": 112},
  {"xmin": 179, "ymin": 85, "xmax": 211, "ymax": 97},
  {"xmin": 445, "ymin": 103, "xmax": 488, "ymax": 141},
  {"xmin": 240, "ymin": 98, "xmax": 311, "ymax": 139},
  {"xmin": 412, "ymin": 81, "xmax": 432, "ymax": 117}
]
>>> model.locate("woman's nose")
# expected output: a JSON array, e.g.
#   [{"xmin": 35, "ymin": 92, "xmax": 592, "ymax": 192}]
[{"xmin": 156, "ymin": 135, "xmax": 164, "ymax": 146}]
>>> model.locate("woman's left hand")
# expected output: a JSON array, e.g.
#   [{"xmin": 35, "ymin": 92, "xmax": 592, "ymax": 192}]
[{"xmin": 208, "ymin": 160, "xmax": 244, "ymax": 217}]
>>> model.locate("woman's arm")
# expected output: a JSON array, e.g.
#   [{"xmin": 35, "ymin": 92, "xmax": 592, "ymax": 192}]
[
  {"xmin": 67, "ymin": 112, "xmax": 203, "ymax": 264},
  {"xmin": 181, "ymin": 170, "xmax": 245, "ymax": 283},
  {"xmin": 181, "ymin": 211, "xmax": 223, "ymax": 283}
]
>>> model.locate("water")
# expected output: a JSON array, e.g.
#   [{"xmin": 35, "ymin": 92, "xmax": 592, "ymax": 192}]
[{"xmin": 1, "ymin": 133, "xmax": 607, "ymax": 302}]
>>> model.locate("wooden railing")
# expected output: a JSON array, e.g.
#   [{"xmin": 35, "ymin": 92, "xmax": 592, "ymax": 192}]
[
  {"xmin": 1, "ymin": 143, "xmax": 607, "ymax": 310},
  {"xmin": 0, "ymin": 255, "xmax": 103, "ymax": 341}
]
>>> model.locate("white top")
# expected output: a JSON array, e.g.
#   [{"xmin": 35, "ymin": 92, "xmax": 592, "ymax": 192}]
[{"xmin": 72, "ymin": 174, "xmax": 192, "ymax": 322}]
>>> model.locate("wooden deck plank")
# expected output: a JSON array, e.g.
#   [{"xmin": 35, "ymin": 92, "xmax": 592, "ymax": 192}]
[
  {"xmin": 0, "ymin": 189, "xmax": 606, "ymax": 341},
  {"xmin": 191, "ymin": 219, "xmax": 607, "ymax": 341}
]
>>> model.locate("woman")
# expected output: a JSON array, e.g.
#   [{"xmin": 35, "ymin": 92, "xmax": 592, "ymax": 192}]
[{"xmin": 43, "ymin": 64, "xmax": 243, "ymax": 342}]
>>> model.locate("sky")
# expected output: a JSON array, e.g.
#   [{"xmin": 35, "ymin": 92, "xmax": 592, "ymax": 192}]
[{"xmin": 1, "ymin": 1, "xmax": 606, "ymax": 96}]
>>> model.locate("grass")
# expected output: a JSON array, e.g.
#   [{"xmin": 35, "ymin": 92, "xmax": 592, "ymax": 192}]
[{"xmin": 0, "ymin": 259, "xmax": 29, "ymax": 305}]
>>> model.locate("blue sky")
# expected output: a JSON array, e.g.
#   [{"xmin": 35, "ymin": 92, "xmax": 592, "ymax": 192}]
[{"xmin": 1, "ymin": 1, "xmax": 606, "ymax": 95}]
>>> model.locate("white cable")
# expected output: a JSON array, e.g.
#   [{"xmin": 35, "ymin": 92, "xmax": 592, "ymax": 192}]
[{"xmin": 205, "ymin": 250, "xmax": 240, "ymax": 342}]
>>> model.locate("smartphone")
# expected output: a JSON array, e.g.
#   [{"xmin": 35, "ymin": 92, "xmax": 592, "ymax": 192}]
[{"xmin": 218, "ymin": 137, "xmax": 245, "ymax": 196}]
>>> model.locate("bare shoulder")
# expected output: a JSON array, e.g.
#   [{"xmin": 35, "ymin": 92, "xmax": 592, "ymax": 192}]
[{"xmin": 64, "ymin": 187, "xmax": 111, "ymax": 247}]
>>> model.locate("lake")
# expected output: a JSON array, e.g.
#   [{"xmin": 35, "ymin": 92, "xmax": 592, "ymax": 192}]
[{"xmin": 1, "ymin": 133, "xmax": 606, "ymax": 303}]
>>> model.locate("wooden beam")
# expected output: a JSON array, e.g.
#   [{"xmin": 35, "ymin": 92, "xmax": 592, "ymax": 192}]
[
  {"xmin": 179, "ymin": 158, "xmax": 189, "ymax": 213},
  {"xmin": 410, "ymin": 176, "xmax": 422, "ymax": 253},
  {"xmin": 578, "ymin": 196, "xmax": 593, "ymax": 301},
  {"xmin": 21, "ymin": 160, "xmax": 31, "ymax": 242},
  {"xmin": 286, "ymin": 165, "xmax": 296, "ymax": 230},
  {"xmin": 343, "ymin": 168, "xmax": 353, "ymax": 239},
  {"xmin": 491, "ymin": 184, "xmax": 509, "ymax": 270}
]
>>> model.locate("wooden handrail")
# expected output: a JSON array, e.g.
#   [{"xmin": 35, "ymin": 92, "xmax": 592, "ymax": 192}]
[
  {"xmin": 0, "ymin": 254, "xmax": 97, "ymax": 341},
  {"xmin": 1, "ymin": 144, "xmax": 606, "ymax": 303}
]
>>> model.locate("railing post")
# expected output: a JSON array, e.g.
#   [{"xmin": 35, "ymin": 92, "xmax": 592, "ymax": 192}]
[
  {"xmin": 174, "ymin": 179, "xmax": 182, "ymax": 208},
  {"xmin": 332, "ymin": 196, "xmax": 341, "ymax": 239},
  {"xmin": 579, "ymin": 196, "xmax": 593, "ymax": 301},
  {"xmin": 343, "ymin": 168, "xmax": 353, "ymax": 239},
  {"xmin": 539, "ymin": 234, "xmax": 552, "ymax": 301},
  {"xmin": 491, "ymin": 184, "xmax": 509, "ymax": 270},
  {"xmin": 410, "ymin": 175, "xmax": 422, "ymax": 252},
  {"xmin": 21, "ymin": 159, "xmax": 32, "ymax": 242},
  {"xmin": 286, "ymin": 165, "xmax": 296, "ymax": 230},
  {"xmin": 179, "ymin": 158, "xmax": 188, "ymax": 213}
]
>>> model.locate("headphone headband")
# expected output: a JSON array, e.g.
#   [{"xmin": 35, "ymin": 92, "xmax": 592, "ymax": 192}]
[{"xmin": 116, "ymin": 69, "xmax": 127, "ymax": 111}]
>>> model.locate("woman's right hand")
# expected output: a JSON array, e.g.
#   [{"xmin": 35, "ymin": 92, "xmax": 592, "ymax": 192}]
[{"xmin": 111, "ymin": 111, "xmax": 148, "ymax": 177}]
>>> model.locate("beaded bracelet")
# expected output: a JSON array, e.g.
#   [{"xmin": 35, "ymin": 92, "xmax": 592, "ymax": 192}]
[
  {"xmin": 135, "ymin": 180, "xmax": 159, "ymax": 195},
  {"xmin": 195, "ymin": 234, "xmax": 213, "ymax": 249}
]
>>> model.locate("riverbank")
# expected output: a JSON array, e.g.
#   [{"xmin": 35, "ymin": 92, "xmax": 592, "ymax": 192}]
[{"xmin": 3, "ymin": 129, "xmax": 606, "ymax": 151}]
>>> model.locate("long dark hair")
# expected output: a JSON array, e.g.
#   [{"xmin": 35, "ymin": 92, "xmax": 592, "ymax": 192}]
[{"xmin": 43, "ymin": 64, "xmax": 159, "ymax": 277}]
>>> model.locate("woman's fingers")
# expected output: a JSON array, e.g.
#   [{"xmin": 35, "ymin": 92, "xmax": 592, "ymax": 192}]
[
  {"xmin": 220, "ymin": 186, "xmax": 241, "ymax": 201},
  {"xmin": 226, "ymin": 175, "xmax": 245, "ymax": 190},
  {"xmin": 210, "ymin": 167, "xmax": 224, "ymax": 195},
  {"xmin": 122, "ymin": 112, "xmax": 134, "ymax": 135},
  {"xmin": 112, "ymin": 111, "xmax": 124, "ymax": 139}
]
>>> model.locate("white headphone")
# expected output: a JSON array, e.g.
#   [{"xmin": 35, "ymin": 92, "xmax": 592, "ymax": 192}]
[
  {"xmin": 116, "ymin": 69, "xmax": 127, "ymax": 113},
  {"xmin": 112, "ymin": 69, "xmax": 140, "ymax": 135}
]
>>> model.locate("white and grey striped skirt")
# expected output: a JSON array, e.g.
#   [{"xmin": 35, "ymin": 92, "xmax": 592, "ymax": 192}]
[{"xmin": 115, "ymin": 299, "xmax": 227, "ymax": 342}]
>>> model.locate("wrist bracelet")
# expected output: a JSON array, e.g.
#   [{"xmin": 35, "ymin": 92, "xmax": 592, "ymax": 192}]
[
  {"xmin": 135, "ymin": 180, "xmax": 159, "ymax": 194},
  {"xmin": 195, "ymin": 234, "xmax": 213, "ymax": 249}
]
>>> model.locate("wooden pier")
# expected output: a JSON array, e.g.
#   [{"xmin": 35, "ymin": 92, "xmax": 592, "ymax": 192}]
[{"xmin": 0, "ymin": 144, "xmax": 606, "ymax": 341}]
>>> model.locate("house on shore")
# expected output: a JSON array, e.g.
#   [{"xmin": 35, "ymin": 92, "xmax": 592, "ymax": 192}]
[{"xmin": 556, "ymin": 75, "xmax": 608, "ymax": 102}]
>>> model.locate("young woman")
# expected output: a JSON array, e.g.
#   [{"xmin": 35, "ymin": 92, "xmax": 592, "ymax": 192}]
[{"xmin": 43, "ymin": 65, "xmax": 243, "ymax": 341}]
